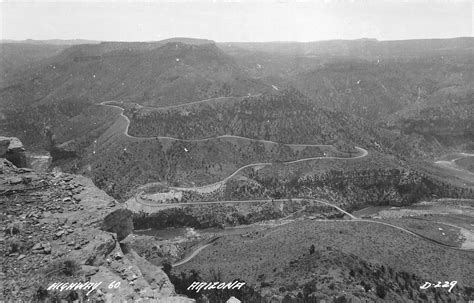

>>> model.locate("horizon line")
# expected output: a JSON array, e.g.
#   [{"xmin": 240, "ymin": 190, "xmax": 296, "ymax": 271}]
[{"xmin": 1, "ymin": 36, "xmax": 473, "ymax": 44}]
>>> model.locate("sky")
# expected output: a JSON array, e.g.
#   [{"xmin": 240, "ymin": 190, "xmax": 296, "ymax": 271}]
[{"xmin": 0, "ymin": 0, "xmax": 472, "ymax": 42}]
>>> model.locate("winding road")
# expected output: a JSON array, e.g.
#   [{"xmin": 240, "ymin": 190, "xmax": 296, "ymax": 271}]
[
  {"xmin": 100, "ymin": 100, "xmax": 353, "ymax": 147},
  {"xmin": 99, "ymin": 98, "xmax": 473, "ymax": 268},
  {"xmin": 435, "ymin": 153, "xmax": 474, "ymax": 174},
  {"xmin": 173, "ymin": 216, "xmax": 473, "ymax": 267},
  {"xmin": 172, "ymin": 243, "xmax": 214, "ymax": 267},
  {"xmin": 169, "ymin": 197, "xmax": 474, "ymax": 267},
  {"xmin": 99, "ymin": 99, "xmax": 368, "ymax": 193},
  {"xmin": 172, "ymin": 215, "xmax": 474, "ymax": 267},
  {"xmin": 170, "ymin": 145, "xmax": 367, "ymax": 192},
  {"xmin": 435, "ymin": 153, "xmax": 474, "ymax": 175}
]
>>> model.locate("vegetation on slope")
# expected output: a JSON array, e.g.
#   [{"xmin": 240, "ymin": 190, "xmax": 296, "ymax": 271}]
[
  {"xmin": 126, "ymin": 88, "xmax": 382, "ymax": 149},
  {"xmin": 75, "ymin": 132, "xmax": 347, "ymax": 200},
  {"xmin": 171, "ymin": 248, "xmax": 471, "ymax": 302},
  {"xmin": 171, "ymin": 153, "xmax": 473, "ymax": 209},
  {"xmin": 175, "ymin": 220, "xmax": 474, "ymax": 301},
  {"xmin": 0, "ymin": 41, "xmax": 269, "ymax": 148}
]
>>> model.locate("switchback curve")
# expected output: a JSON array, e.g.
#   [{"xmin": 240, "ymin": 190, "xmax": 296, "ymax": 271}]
[{"xmin": 98, "ymin": 100, "xmax": 368, "ymax": 193}]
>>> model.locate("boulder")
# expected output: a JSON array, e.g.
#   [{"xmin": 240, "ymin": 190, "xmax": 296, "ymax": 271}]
[
  {"xmin": 101, "ymin": 209, "xmax": 134, "ymax": 241},
  {"xmin": 6, "ymin": 221, "xmax": 22, "ymax": 235},
  {"xmin": 0, "ymin": 158, "xmax": 17, "ymax": 174},
  {"xmin": 32, "ymin": 243, "xmax": 42, "ymax": 251},
  {"xmin": 0, "ymin": 136, "xmax": 27, "ymax": 168},
  {"xmin": 81, "ymin": 265, "xmax": 99, "ymax": 276},
  {"xmin": 43, "ymin": 242, "xmax": 52, "ymax": 254}
]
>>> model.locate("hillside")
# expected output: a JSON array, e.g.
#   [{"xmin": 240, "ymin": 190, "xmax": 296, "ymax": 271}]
[
  {"xmin": 64, "ymin": 120, "xmax": 354, "ymax": 200},
  {"xmin": 50, "ymin": 90, "xmax": 472, "ymax": 202},
  {"xmin": 299, "ymin": 57, "xmax": 470, "ymax": 115},
  {"xmin": 0, "ymin": 40, "xmax": 269, "ymax": 148},
  {"xmin": 126, "ymin": 89, "xmax": 382, "ymax": 147},
  {"xmin": 175, "ymin": 219, "xmax": 474, "ymax": 302},
  {"xmin": 44, "ymin": 89, "xmax": 382, "ymax": 200},
  {"xmin": 384, "ymin": 87, "xmax": 474, "ymax": 153},
  {"xmin": 220, "ymin": 38, "xmax": 474, "ymax": 156},
  {"xmin": 131, "ymin": 151, "xmax": 472, "ymax": 210},
  {"xmin": 0, "ymin": 43, "xmax": 69, "ymax": 86}
]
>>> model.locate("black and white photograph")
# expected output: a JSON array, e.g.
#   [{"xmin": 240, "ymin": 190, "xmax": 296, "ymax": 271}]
[{"xmin": 1, "ymin": 0, "xmax": 473, "ymax": 302}]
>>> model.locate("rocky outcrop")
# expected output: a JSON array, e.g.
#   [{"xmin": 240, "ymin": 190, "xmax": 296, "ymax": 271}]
[
  {"xmin": 0, "ymin": 136, "xmax": 27, "ymax": 167},
  {"xmin": 78, "ymin": 234, "xmax": 193, "ymax": 302},
  {"xmin": 0, "ymin": 159, "xmax": 193, "ymax": 302},
  {"xmin": 101, "ymin": 209, "xmax": 134, "ymax": 241}
]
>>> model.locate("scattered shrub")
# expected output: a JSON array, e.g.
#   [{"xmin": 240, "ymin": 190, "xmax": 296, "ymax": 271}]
[
  {"xmin": 34, "ymin": 286, "xmax": 49, "ymax": 301},
  {"xmin": 62, "ymin": 259, "xmax": 80, "ymax": 276},
  {"xmin": 376, "ymin": 284, "xmax": 387, "ymax": 299},
  {"xmin": 162, "ymin": 261, "xmax": 172, "ymax": 275}
]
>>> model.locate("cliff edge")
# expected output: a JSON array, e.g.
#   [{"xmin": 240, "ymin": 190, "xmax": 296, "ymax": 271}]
[{"xmin": 0, "ymin": 142, "xmax": 193, "ymax": 302}]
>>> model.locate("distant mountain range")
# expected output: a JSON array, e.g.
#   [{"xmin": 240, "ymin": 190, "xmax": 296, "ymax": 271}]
[
  {"xmin": 219, "ymin": 37, "xmax": 474, "ymax": 57},
  {"xmin": 0, "ymin": 37, "xmax": 217, "ymax": 46},
  {"xmin": 0, "ymin": 36, "xmax": 472, "ymax": 175},
  {"xmin": 1, "ymin": 39, "xmax": 101, "ymax": 45}
]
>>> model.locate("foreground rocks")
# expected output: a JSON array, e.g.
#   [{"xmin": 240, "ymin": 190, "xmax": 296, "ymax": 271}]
[
  {"xmin": 0, "ymin": 136, "xmax": 27, "ymax": 167},
  {"xmin": 101, "ymin": 209, "xmax": 134, "ymax": 241},
  {"xmin": 0, "ymin": 159, "xmax": 193, "ymax": 302}
]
